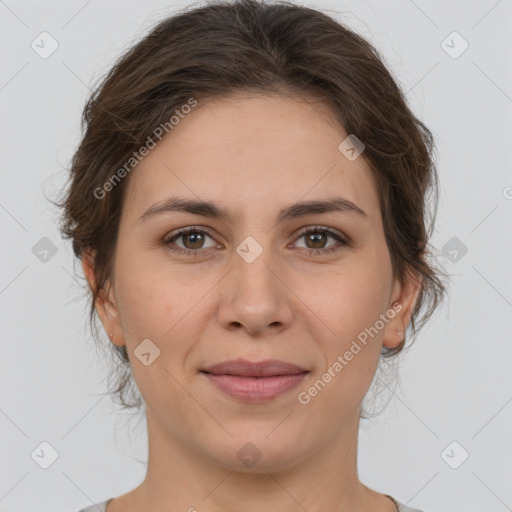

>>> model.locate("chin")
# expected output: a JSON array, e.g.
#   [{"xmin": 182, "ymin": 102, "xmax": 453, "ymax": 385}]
[{"xmin": 203, "ymin": 430, "xmax": 310, "ymax": 473}]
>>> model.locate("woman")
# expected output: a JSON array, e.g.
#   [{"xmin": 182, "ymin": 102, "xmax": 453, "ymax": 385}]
[{"xmin": 56, "ymin": 1, "xmax": 447, "ymax": 510}]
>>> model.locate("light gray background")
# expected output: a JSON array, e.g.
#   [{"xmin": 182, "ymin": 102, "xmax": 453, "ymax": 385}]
[{"xmin": 1, "ymin": 1, "xmax": 511, "ymax": 511}]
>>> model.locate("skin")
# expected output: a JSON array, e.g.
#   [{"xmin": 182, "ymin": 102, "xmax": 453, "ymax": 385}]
[{"xmin": 82, "ymin": 92, "xmax": 422, "ymax": 512}]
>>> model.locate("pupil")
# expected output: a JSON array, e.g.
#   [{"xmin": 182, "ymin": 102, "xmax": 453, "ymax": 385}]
[
  {"xmin": 308, "ymin": 232, "xmax": 325, "ymax": 248},
  {"xmin": 186, "ymin": 232, "xmax": 203, "ymax": 248}
]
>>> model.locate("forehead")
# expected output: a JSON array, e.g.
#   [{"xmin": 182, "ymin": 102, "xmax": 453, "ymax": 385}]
[{"xmin": 122, "ymin": 92, "xmax": 380, "ymax": 224}]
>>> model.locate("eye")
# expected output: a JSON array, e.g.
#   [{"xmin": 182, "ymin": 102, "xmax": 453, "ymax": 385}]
[
  {"xmin": 163, "ymin": 227, "xmax": 218, "ymax": 256},
  {"xmin": 291, "ymin": 226, "xmax": 349, "ymax": 255}
]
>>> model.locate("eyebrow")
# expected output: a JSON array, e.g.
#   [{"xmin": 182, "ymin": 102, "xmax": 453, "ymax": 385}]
[{"xmin": 138, "ymin": 196, "xmax": 369, "ymax": 224}]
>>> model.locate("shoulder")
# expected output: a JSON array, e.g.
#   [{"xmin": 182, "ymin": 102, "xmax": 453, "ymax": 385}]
[{"xmin": 77, "ymin": 498, "xmax": 113, "ymax": 512}]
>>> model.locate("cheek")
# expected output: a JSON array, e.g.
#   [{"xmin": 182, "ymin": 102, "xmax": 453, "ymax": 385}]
[
  {"xmin": 298, "ymin": 275, "xmax": 386, "ymax": 419},
  {"xmin": 114, "ymin": 256, "xmax": 216, "ymax": 374},
  {"xmin": 114, "ymin": 241, "xmax": 192, "ymax": 331},
  {"xmin": 294, "ymin": 256, "xmax": 391, "ymax": 405},
  {"xmin": 304, "ymin": 261, "xmax": 392, "ymax": 344},
  {"xmin": 113, "ymin": 268, "xmax": 203, "ymax": 415}
]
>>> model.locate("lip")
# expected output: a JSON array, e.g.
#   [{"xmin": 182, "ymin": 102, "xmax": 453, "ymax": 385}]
[
  {"xmin": 201, "ymin": 358, "xmax": 307, "ymax": 377},
  {"xmin": 200, "ymin": 358, "xmax": 309, "ymax": 403}
]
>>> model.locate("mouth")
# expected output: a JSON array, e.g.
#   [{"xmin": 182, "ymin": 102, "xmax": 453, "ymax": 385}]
[
  {"xmin": 201, "ymin": 358, "xmax": 308, "ymax": 377},
  {"xmin": 200, "ymin": 358, "xmax": 309, "ymax": 402}
]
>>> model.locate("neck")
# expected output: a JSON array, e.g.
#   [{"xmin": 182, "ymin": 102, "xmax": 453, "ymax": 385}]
[{"xmin": 124, "ymin": 406, "xmax": 387, "ymax": 512}]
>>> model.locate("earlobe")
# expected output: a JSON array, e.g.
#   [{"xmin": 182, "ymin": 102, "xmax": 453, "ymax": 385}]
[{"xmin": 383, "ymin": 270, "xmax": 423, "ymax": 349}]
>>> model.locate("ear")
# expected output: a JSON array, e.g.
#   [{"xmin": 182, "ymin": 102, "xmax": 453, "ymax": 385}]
[
  {"xmin": 382, "ymin": 268, "xmax": 423, "ymax": 349},
  {"xmin": 81, "ymin": 250, "xmax": 126, "ymax": 347}
]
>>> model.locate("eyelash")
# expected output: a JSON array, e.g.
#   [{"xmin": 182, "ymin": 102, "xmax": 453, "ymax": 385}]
[{"xmin": 163, "ymin": 226, "xmax": 349, "ymax": 257}]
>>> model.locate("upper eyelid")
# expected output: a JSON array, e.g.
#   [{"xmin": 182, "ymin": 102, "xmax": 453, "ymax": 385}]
[{"xmin": 165, "ymin": 226, "xmax": 216, "ymax": 242}]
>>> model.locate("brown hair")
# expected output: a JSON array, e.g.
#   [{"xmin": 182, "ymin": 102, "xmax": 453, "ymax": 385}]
[{"xmin": 54, "ymin": 0, "xmax": 448, "ymax": 412}]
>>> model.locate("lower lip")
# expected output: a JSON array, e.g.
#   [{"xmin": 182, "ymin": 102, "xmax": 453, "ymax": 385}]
[{"xmin": 202, "ymin": 372, "xmax": 308, "ymax": 402}]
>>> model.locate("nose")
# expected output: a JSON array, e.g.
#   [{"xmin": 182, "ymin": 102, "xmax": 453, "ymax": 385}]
[{"xmin": 216, "ymin": 242, "xmax": 294, "ymax": 337}]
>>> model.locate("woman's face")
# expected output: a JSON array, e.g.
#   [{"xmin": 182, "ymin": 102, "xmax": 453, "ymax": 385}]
[{"xmin": 86, "ymin": 92, "xmax": 420, "ymax": 471}]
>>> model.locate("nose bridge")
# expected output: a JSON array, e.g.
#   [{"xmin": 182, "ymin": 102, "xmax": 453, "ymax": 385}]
[
  {"xmin": 216, "ymin": 233, "xmax": 293, "ymax": 334},
  {"xmin": 233, "ymin": 233, "xmax": 281, "ymax": 306}
]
